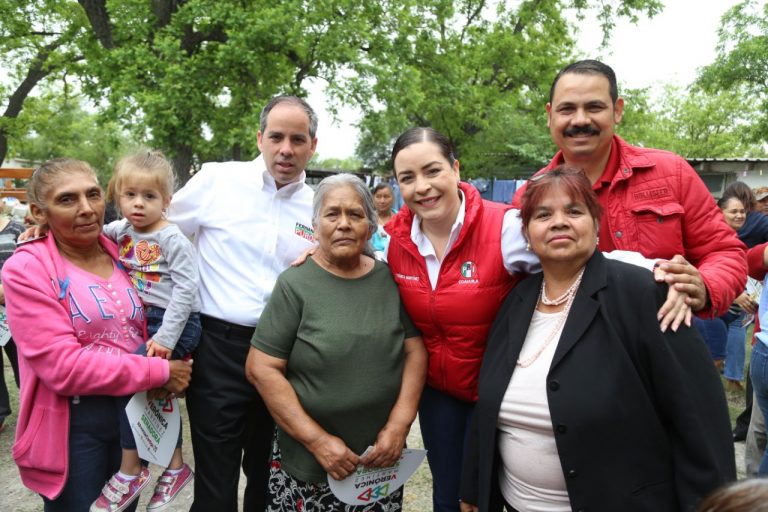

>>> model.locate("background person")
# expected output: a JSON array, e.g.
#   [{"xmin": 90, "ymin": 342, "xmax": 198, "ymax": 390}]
[
  {"xmin": 756, "ymin": 187, "xmax": 768, "ymax": 216},
  {"xmin": 0, "ymin": 202, "xmax": 24, "ymax": 434},
  {"xmin": 716, "ymin": 182, "xmax": 768, "ymax": 443},
  {"xmin": 2, "ymin": 158, "xmax": 192, "ymax": 512},
  {"xmin": 370, "ymin": 182, "xmax": 397, "ymax": 260},
  {"xmin": 460, "ymin": 167, "xmax": 735, "ymax": 512},
  {"xmin": 247, "ymin": 174, "xmax": 426, "ymax": 511},
  {"xmin": 694, "ymin": 196, "xmax": 751, "ymax": 390},
  {"xmin": 168, "ymin": 95, "xmax": 318, "ymax": 511}
]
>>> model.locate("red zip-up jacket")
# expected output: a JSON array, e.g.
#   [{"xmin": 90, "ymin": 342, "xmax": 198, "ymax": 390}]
[{"xmin": 513, "ymin": 135, "xmax": 746, "ymax": 318}]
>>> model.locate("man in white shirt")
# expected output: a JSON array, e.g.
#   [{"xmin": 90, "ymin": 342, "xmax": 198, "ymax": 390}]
[{"xmin": 169, "ymin": 96, "xmax": 318, "ymax": 511}]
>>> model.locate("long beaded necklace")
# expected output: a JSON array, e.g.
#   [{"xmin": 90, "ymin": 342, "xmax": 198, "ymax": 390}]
[{"xmin": 516, "ymin": 267, "xmax": 586, "ymax": 368}]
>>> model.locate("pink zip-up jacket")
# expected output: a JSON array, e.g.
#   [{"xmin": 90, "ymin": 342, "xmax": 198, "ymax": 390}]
[{"xmin": 1, "ymin": 232, "xmax": 170, "ymax": 499}]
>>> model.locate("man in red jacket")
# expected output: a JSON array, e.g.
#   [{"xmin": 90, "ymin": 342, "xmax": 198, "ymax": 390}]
[{"xmin": 513, "ymin": 59, "xmax": 746, "ymax": 318}]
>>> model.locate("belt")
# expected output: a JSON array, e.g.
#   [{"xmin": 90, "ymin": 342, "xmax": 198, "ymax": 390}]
[{"xmin": 200, "ymin": 314, "xmax": 255, "ymax": 339}]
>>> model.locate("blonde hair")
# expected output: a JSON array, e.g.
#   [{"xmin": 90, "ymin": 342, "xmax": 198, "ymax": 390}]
[
  {"xmin": 698, "ymin": 479, "xmax": 768, "ymax": 512},
  {"xmin": 111, "ymin": 150, "xmax": 176, "ymax": 205},
  {"xmin": 27, "ymin": 158, "xmax": 100, "ymax": 210}
]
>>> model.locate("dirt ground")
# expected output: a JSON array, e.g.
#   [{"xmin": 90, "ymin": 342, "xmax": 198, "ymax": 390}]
[
  {"xmin": 0, "ymin": 363, "xmax": 747, "ymax": 511},
  {"xmin": 0, "ymin": 363, "xmax": 433, "ymax": 511}
]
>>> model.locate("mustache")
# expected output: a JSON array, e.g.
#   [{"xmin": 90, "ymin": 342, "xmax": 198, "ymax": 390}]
[{"xmin": 564, "ymin": 125, "xmax": 600, "ymax": 137}]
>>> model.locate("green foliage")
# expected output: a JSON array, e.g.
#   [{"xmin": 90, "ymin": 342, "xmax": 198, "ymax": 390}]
[
  {"xmin": 9, "ymin": 89, "xmax": 138, "ymax": 183},
  {"xmin": 698, "ymin": 0, "xmax": 768, "ymax": 146},
  {"xmin": 619, "ymin": 85, "xmax": 766, "ymax": 158},
  {"xmin": 310, "ymin": 155, "xmax": 364, "ymax": 171},
  {"xmin": 346, "ymin": 0, "xmax": 662, "ymax": 177},
  {"xmin": 2, "ymin": 0, "xmax": 666, "ymax": 182}
]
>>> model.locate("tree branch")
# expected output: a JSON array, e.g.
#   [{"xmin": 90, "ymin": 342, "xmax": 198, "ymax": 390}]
[{"xmin": 78, "ymin": 0, "xmax": 114, "ymax": 49}]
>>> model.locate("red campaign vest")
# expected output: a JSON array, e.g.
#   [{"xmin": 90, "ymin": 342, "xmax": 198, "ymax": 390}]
[{"xmin": 386, "ymin": 183, "xmax": 519, "ymax": 402}]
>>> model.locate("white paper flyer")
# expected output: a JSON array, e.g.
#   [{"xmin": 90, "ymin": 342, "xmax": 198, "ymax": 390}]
[
  {"xmin": 125, "ymin": 393, "xmax": 180, "ymax": 467},
  {"xmin": 328, "ymin": 448, "xmax": 427, "ymax": 505}
]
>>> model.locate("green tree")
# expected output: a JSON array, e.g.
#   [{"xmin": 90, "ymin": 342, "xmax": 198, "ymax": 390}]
[
  {"xmin": 619, "ymin": 85, "xmax": 765, "ymax": 157},
  {"xmin": 311, "ymin": 155, "xmax": 364, "ymax": 172},
  {"xmin": 698, "ymin": 0, "xmax": 768, "ymax": 145},
  {"xmin": 0, "ymin": 0, "xmax": 89, "ymax": 165},
  {"xmin": 346, "ymin": 0, "xmax": 663, "ymax": 177},
  {"xmin": 10, "ymin": 88, "xmax": 137, "ymax": 183}
]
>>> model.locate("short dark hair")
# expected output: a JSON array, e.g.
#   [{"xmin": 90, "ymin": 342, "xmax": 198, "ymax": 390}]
[
  {"xmin": 391, "ymin": 127, "xmax": 456, "ymax": 172},
  {"xmin": 259, "ymin": 95, "xmax": 318, "ymax": 138},
  {"xmin": 372, "ymin": 182, "xmax": 394, "ymax": 195},
  {"xmin": 549, "ymin": 59, "xmax": 619, "ymax": 104},
  {"xmin": 520, "ymin": 165, "xmax": 603, "ymax": 227}
]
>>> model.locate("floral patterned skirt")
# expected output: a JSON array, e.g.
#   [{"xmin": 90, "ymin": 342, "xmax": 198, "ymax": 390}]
[{"xmin": 266, "ymin": 432, "xmax": 404, "ymax": 512}]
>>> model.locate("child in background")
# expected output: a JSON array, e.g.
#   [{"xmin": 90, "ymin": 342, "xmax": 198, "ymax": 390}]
[{"xmin": 91, "ymin": 151, "xmax": 201, "ymax": 512}]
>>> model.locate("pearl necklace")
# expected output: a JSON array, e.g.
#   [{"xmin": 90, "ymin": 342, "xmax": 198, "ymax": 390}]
[
  {"xmin": 540, "ymin": 267, "xmax": 585, "ymax": 306},
  {"xmin": 517, "ymin": 267, "xmax": 585, "ymax": 368}
]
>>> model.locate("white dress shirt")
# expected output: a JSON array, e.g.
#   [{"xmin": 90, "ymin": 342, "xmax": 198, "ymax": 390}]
[{"xmin": 169, "ymin": 155, "xmax": 315, "ymax": 326}]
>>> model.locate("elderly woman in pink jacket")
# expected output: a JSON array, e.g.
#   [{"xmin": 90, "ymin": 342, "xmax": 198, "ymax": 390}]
[{"xmin": 2, "ymin": 158, "xmax": 192, "ymax": 512}]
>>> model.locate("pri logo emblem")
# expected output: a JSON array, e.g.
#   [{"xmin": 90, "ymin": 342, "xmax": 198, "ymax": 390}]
[{"xmin": 460, "ymin": 261, "xmax": 477, "ymax": 279}]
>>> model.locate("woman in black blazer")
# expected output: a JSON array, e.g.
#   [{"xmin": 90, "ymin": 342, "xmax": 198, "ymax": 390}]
[{"xmin": 460, "ymin": 167, "xmax": 735, "ymax": 512}]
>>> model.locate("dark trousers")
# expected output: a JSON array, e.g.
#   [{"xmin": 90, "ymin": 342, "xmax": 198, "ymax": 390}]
[
  {"xmin": 0, "ymin": 338, "xmax": 20, "ymax": 423},
  {"xmin": 419, "ymin": 385, "xmax": 475, "ymax": 512},
  {"xmin": 187, "ymin": 315, "xmax": 273, "ymax": 512},
  {"xmin": 43, "ymin": 396, "xmax": 138, "ymax": 512}
]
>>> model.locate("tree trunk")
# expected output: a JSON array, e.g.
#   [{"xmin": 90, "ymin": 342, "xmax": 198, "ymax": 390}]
[
  {"xmin": 172, "ymin": 144, "xmax": 195, "ymax": 187},
  {"xmin": 0, "ymin": 43, "xmax": 61, "ymax": 164}
]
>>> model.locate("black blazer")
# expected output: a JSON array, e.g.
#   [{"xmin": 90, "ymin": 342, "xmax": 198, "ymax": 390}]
[{"xmin": 461, "ymin": 251, "xmax": 735, "ymax": 512}]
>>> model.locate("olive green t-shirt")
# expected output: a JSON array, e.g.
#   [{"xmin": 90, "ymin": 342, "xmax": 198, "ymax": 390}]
[{"xmin": 251, "ymin": 257, "xmax": 419, "ymax": 484}]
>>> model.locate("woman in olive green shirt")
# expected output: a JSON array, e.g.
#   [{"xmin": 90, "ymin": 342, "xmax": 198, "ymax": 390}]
[{"xmin": 246, "ymin": 174, "xmax": 427, "ymax": 511}]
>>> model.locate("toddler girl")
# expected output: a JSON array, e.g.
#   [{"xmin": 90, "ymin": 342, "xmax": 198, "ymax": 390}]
[{"xmin": 91, "ymin": 150, "xmax": 201, "ymax": 512}]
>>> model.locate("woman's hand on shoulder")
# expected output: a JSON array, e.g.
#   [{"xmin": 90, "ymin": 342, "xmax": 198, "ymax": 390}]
[
  {"xmin": 163, "ymin": 358, "xmax": 192, "ymax": 394},
  {"xmin": 459, "ymin": 501, "xmax": 479, "ymax": 512},
  {"xmin": 307, "ymin": 433, "xmax": 359, "ymax": 481},
  {"xmin": 360, "ymin": 422, "xmax": 409, "ymax": 469}
]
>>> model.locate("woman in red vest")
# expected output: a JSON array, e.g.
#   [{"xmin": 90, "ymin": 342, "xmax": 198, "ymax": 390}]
[{"xmin": 384, "ymin": 128, "xmax": 539, "ymax": 512}]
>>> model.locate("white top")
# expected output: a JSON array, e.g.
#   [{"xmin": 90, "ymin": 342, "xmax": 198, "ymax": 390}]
[
  {"xmin": 385, "ymin": 190, "xmax": 540, "ymax": 289},
  {"xmin": 168, "ymin": 155, "xmax": 315, "ymax": 326},
  {"xmin": 497, "ymin": 309, "xmax": 571, "ymax": 512}
]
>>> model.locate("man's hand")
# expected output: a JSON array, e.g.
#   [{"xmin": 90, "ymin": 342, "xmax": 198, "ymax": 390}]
[
  {"xmin": 146, "ymin": 339, "xmax": 172, "ymax": 359},
  {"xmin": 658, "ymin": 255, "xmax": 708, "ymax": 312},
  {"xmin": 307, "ymin": 433, "xmax": 360, "ymax": 481}
]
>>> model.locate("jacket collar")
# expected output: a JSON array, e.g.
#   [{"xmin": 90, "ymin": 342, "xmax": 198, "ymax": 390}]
[
  {"xmin": 506, "ymin": 250, "xmax": 608, "ymax": 372},
  {"xmin": 544, "ymin": 135, "xmax": 656, "ymax": 184}
]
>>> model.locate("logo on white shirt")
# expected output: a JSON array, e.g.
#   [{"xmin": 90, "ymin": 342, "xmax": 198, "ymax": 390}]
[{"xmin": 294, "ymin": 222, "xmax": 314, "ymax": 242}]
